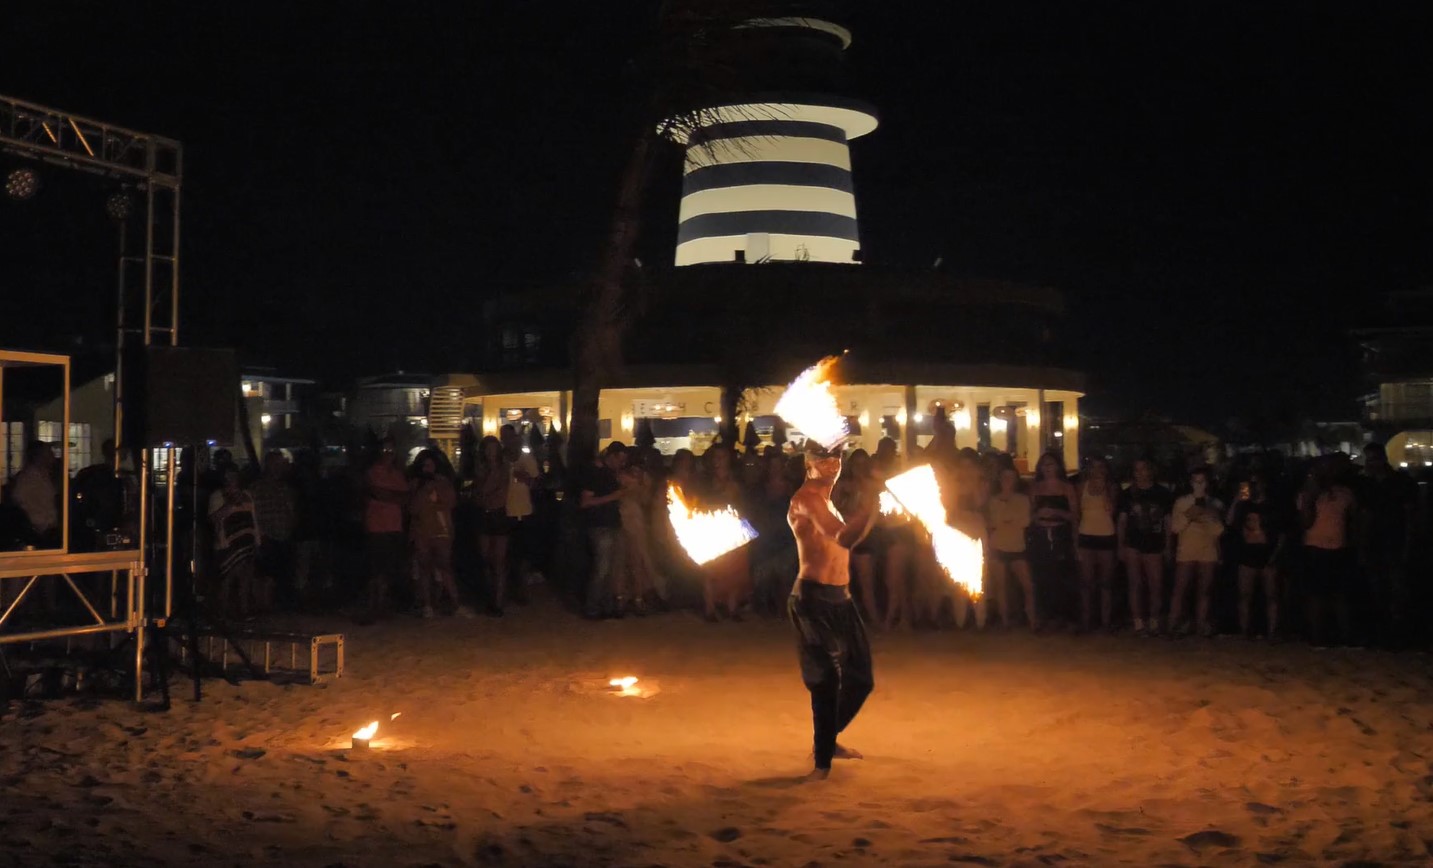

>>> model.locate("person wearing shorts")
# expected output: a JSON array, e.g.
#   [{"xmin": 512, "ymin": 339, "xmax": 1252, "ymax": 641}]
[
  {"xmin": 986, "ymin": 466, "xmax": 1036, "ymax": 630},
  {"xmin": 1118, "ymin": 458, "xmax": 1173, "ymax": 635},
  {"xmin": 1075, "ymin": 457, "xmax": 1118, "ymax": 632}
]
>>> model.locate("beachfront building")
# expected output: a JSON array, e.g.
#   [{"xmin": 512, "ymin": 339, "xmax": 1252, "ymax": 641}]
[
  {"xmin": 436, "ymin": 7, "xmax": 1084, "ymax": 471},
  {"xmin": 1356, "ymin": 288, "xmax": 1433, "ymax": 467}
]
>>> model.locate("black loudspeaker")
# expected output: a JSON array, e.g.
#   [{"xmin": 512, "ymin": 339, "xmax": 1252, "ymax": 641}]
[{"xmin": 141, "ymin": 347, "xmax": 238, "ymax": 446}]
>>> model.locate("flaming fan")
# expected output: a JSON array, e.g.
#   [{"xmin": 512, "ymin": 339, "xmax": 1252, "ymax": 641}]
[
  {"xmin": 667, "ymin": 484, "xmax": 759, "ymax": 565},
  {"xmin": 884, "ymin": 464, "xmax": 984, "ymax": 597},
  {"xmin": 773, "ymin": 355, "xmax": 849, "ymax": 451}
]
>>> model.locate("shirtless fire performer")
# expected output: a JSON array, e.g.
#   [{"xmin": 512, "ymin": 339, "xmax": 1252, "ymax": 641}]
[{"xmin": 787, "ymin": 444, "xmax": 880, "ymax": 781}]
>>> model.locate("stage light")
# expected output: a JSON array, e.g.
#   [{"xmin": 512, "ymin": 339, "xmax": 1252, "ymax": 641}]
[
  {"xmin": 5, "ymin": 167, "xmax": 39, "ymax": 200},
  {"xmin": 105, "ymin": 190, "xmax": 132, "ymax": 220}
]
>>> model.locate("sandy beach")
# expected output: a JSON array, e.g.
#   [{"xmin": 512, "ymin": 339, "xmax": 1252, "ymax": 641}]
[{"xmin": 3, "ymin": 594, "xmax": 1432, "ymax": 867}]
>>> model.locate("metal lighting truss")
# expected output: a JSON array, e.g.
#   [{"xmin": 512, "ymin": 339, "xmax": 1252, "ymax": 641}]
[{"xmin": 0, "ymin": 94, "xmax": 183, "ymax": 702}]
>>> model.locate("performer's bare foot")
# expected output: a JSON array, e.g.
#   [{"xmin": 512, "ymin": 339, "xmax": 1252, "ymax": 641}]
[
  {"xmin": 802, "ymin": 767, "xmax": 831, "ymax": 782},
  {"xmin": 833, "ymin": 743, "xmax": 864, "ymax": 760}
]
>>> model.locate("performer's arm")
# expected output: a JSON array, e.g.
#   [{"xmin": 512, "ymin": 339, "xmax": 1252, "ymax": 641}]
[
  {"xmin": 807, "ymin": 487, "xmax": 877, "ymax": 549},
  {"xmin": 838, "ymin": 493, "xmax": 879, "ymax": 549}
]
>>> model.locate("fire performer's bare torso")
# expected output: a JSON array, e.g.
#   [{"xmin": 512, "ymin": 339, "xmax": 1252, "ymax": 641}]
[
  {"xmin": 787, "ymin": 452, "xmax": 878, "ymax": 780},
  {"xmin": 790, "ymin": 490, "xmax": 862, "ymax": 586}
]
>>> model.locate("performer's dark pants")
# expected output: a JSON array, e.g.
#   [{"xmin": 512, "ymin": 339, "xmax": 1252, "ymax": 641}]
[{"xmin": 788, "ymin": 579, "xmax": 874, "ymax": 770}]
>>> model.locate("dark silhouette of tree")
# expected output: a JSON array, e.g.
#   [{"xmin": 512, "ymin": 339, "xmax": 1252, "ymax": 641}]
[
  {"xmin": 634, "ymin": 417, "xmax": 656, "ymax": 450},
  {"xmin": 567, "ymin": 0, "xmax": 797, "ymax": 462}
]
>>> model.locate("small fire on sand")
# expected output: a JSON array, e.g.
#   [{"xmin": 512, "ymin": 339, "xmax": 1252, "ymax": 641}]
[
  {"xmin": 667, "ymin": 484, "xmax": 758, "ymax": 565},
  {"xmin": 884, "ymin": 464, "xmax": 984, "ymax": 597},
  {"xmin": 609, "ymin": 676, "xmax": 640, "ymax": 697},
  {"xmin": 773, "ymin": 354, "xmax": 850, "ymax": 451},
  {"xmin": 351, "ymin": 712, "xmax": 402, "ymax": 750}
]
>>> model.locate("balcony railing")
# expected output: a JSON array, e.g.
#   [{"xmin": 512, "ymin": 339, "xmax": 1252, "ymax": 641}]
[{"xmin": 1364, "ymin": 401, "xmax": 1433, "ymax": 425}]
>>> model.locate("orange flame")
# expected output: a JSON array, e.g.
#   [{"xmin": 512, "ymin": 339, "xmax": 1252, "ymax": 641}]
[
  {"xmin": 608, "ymin": 676, "xmax": 641, "ymax": 696},
  {"xmin": 667, "ymin": 484, "xmax": 758, "ymax": 565},
  {"xmin": 773, "ymin": 355, "xmax": 849, "ymax": 451},
  {"xmin": 885, "ymin": 464, "xmax": 984, "ymax": 597},
  {"xmin": 353, "ymin": 721, "xmax": 379, "ymax": 740},
  {"xmin": 878, "ymin": 490, "xmax": 906, "ymax": 516}
]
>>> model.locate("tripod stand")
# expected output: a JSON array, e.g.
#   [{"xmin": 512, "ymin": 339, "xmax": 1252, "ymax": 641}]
[{"xmin": 146, "ymin": 446, "xmax": 266, "ymax": 708}]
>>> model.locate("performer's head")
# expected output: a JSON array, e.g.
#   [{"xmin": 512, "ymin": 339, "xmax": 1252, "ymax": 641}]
[{"xmin": 802, "ymin": 440, "xmax": 841, "ymax": 485}]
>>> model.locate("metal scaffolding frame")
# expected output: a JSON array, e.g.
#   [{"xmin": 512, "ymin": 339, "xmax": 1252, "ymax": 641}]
[
  {"xmin": 0, "ymin": 92, "xmax": 183, "ymax": 458},
  {"xmin": 1, "ymin": 93, "xmax": 182, "ymax": 703}
]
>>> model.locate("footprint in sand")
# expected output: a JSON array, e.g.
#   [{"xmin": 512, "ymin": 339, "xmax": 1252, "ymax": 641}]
[
  {"xmin": 584, "ymin": 811, "xmax": 628, "ymax": 829},
  {"xmin": 709, "ymin": 826, "xmax": 743, "ymax": 843},
  {"xmin": 1178, "ymin": 829, "xmax": 1241, "ymax": 851},
  {"xmin": 1095, "ymin": 823, "xmax": 1150, "ymax": 837}
]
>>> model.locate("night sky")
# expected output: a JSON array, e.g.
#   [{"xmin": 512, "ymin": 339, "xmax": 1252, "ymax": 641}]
[{"xmin": 3, "ymin": 2, "xmax": 1430, "ymax": 429}]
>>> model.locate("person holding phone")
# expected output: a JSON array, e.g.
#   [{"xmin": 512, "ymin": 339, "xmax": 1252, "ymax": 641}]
[{"xmin": 1169, "ymin": 467, "xmax": 1225, "ymax": 636}]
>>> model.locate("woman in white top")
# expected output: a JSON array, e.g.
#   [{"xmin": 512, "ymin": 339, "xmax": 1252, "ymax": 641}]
[
  {"xmin": 986, "ymin": 466, "xmax": 1037, "ymax": 630},
  {"xmin": 1075, "ymin": 457, "xmax": 1118, "ymax": 632},
  {"xmin": 1168, "ymin": 467, "xmax": 1225, "ymax": 636}
]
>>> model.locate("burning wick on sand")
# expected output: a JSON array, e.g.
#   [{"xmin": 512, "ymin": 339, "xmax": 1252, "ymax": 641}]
[
  {"xmin": 884, "ymin": 464, "xmax": 985, "ymax": 598},
  {"xmin": 667, "ymin": 484, "xmax": 758, "ymax": 565},
  {"xmin": 774, "ymin": 355, "xmax": 850, "ymax": 452},
  {"xmin": 609, "ymin": 676, "xmax": 641, "ymax": 697},
  {"xmin": 351, "ymin": 712, "xmax": 402, "ymax": 750}
]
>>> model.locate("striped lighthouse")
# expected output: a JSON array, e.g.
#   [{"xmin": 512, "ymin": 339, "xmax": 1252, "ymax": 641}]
[{"xmin": 671, "ymin": 16, "xmax": 878, "ymax": 267}]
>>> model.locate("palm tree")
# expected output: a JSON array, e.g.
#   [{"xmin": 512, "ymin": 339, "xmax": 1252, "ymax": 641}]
[{"xmin": 567, "ymin": 0, "xmax": 810, "ymax": 461}]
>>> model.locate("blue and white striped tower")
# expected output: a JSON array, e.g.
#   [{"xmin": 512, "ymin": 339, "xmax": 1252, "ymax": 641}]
[{"xmin": 671, "ymin": 17, "xmax": 878, "ymax": 267}]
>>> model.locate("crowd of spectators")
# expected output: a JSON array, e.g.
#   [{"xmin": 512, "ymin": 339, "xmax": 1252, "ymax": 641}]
[{"xmin": 3, "ymin": 416, "xmax": 1429, "ymax": 651}]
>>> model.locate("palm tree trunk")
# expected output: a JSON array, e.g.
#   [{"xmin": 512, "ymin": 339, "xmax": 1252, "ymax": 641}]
[{"xmin": 569, "ymin": 127, "xmax": 655, "ymax": 463}]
